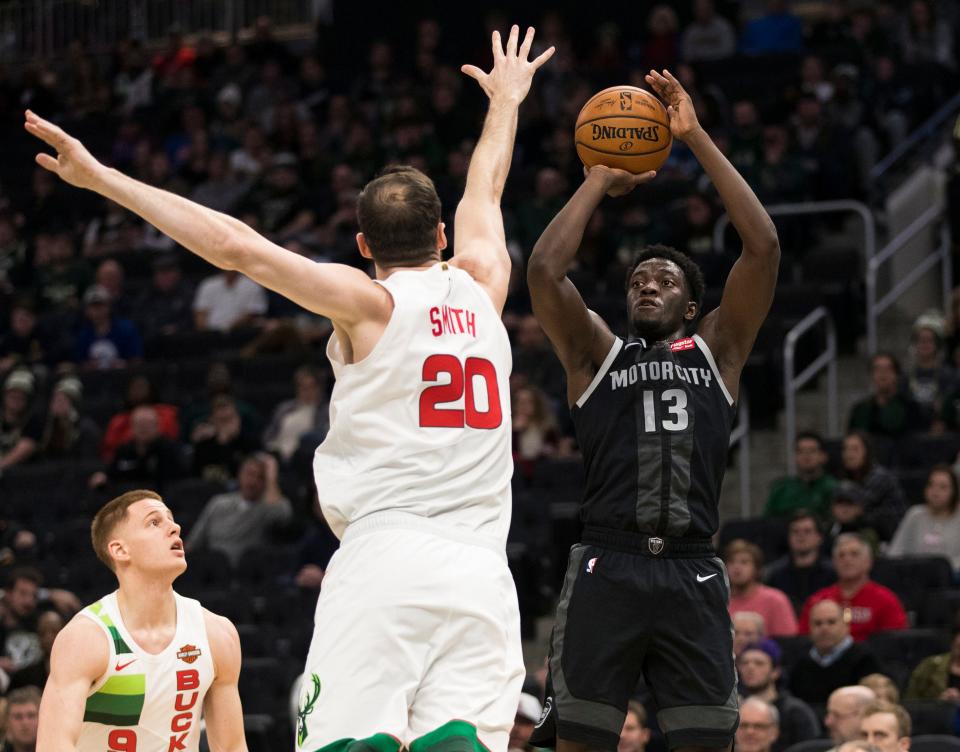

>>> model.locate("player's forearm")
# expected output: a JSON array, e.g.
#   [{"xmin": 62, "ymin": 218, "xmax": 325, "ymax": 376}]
[
  {"xmin": 528, "ymin": 174, "xmax": 607, "ymax": 280},
  {"xmin": 93, "ymin": 167, "xmax": 251, "ymax": 270},
  {"xmin": 685, "ymin": 128, "xmax": 779, "ymax": 257},
  {"xmin": 463, "ymin": 96, "xmax": 520, "ymax": 202}
]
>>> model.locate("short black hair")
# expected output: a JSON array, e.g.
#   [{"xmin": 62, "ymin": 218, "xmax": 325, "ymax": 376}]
[
  {"xmin": 788, "ymin": 508, "xmax": 822, "ymax": 534},
  {"xmin": 870, "ymin": 351, "xmax": 901, "ymax": 375},
  {"xmin": 624, "ymin": 244, "xmax": 705, "ymax": 311},
  {"xmin": 796, "ymin": 431, "xmax": 825, "ymax": 450}
]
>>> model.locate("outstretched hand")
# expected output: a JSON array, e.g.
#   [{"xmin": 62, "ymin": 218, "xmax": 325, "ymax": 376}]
[
  {"xmin": 644, "ymin": 69, "xmax": 701, "ymax": 142},
  {"xmin": 461, "ymin": 25, "xmax": 555, "ymax": 104},
  {"xmin": 24, "ymin": 110, "xmax": 106, "ymax": 190},
  {"xmin": 585, "ymin": 165, "xmax": 657, "ymax": 197}
]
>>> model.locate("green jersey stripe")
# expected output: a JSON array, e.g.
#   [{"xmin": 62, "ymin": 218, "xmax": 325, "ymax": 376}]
[
  {"xmin": 84, "ymin": 690, "xmax": 145, "ymax": 717},
  {"xmin": 87, "ymin": 600, "xmax": 133, "ymax": 655},
  {"xmin": 409, "ymin": 720, "xmax": 488, "ymax": 752}
]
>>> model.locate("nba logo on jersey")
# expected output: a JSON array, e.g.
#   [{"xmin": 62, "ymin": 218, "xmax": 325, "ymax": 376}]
[
  {"xmin": 670, "ymin": 337, "xmax": 696, "ymax": 352},
  {"xmin": 586, "ymin": 557, "xmax": 598, "ymax": 574}
]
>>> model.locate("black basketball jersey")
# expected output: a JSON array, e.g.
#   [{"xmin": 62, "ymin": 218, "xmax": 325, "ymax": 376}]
[{"xmin": 570, "ymin": 334, "xmax": 737, "ymax": 541}]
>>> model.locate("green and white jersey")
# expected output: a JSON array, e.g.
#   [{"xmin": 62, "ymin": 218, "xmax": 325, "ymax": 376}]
[{"xmin": 77, "ymin": 591, "xmax": 214, "ymax": 752}]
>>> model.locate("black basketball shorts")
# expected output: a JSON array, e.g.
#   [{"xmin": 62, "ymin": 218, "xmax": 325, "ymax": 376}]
[{"xmin": 530, "ymin": 542, "xmax": 739, "ymax": 751}]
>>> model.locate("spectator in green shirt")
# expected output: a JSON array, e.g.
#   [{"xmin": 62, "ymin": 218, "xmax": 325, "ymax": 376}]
[
  {"xmin": 765, "ymin": 431, "xmax": 837, "ymax": 518},
  {"xmin": 848, "ymin": 352, "xmax": 926, "ymax": 437}
]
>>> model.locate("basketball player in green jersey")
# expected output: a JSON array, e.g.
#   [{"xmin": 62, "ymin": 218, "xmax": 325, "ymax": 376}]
[{"xmin": 38, "ymin": 490, "xmax": 246, "ymax": 751}]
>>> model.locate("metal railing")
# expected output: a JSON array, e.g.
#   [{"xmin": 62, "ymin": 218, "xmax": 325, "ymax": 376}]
[
  {"xmin": 784, "ymin": 307, "xmax": 838, "ymax": 475},
  {"xmin": 0, "ymin": 0, "xmax": 316, "ymax": 63},
  {"xmin": 866, "ymin": 205, "xmax": 952, "ymax": 354},
  {"xmin": 712, "ymin": 199, "xmax": 876, "ymax": 267},
  {"xmin": 869, "ymin": 90, "xmax": 960, "ymax": 190},
  {"xmin": 729, "ymin": 390, "xmax": 751, "ymax": 517}
]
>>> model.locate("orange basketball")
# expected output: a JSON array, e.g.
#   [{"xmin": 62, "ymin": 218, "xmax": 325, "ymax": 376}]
[{"xmin": 575, "ymin": 86, "xmax": 672, "ymax": 173}]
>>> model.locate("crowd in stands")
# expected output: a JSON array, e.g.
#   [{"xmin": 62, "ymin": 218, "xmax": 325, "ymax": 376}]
[{"xmin": 1, "ymin": 1, "xmax": 960, "ymax": 749}]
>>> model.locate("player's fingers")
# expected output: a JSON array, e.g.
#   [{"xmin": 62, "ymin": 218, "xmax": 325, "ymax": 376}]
[
  {"xmin": 531, "ymin": 46, "xmax": 555, "ymax": 69},
  {"xmin": 506, "ymin": 24, "xmax": 519, "ymax": 57},
  {"xmin": 635, "ymin": 171, "xmax": 657, "ymax": 184},
  {"xmin": 662, "ymin": 68, "xmax": 680, "ymax": 86},
  {"xmin": 492, "ymin": 30, "xmax": 504, "ymax": 60},
  {"xmin": 667, "ymin": 105, "xmax": 677, "ymax": 120},
  {"xmin": 461, "ymin": 64, "xmax": 487, "ymax": 81},
  {"xmin": 24, "ymin": 118, "xmax": 60, "ymax": 148},
  {"xmin": 519, "ymin": 26, "xmax": 535, "ymax": 59},
  {"xmin": 35, "ymin": 153, "xmax": 59, "ymax": 172}
]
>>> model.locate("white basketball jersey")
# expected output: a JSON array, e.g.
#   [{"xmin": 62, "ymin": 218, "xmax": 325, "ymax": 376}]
[
  {"xmin": 314, "ymin": 262, "xmax": 513, "ymax": 546},
  {"xmin": 77, "ymin": 591, "xmax": 214, "ymax": 752}
]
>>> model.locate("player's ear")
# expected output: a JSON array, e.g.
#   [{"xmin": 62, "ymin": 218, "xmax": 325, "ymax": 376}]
[
  {"xmin": 685, "ymin": 301, "xmax": 698, "ymax": 321},
  {"xmin": 436, "ymin": 222, "xmax": 448, "ymax": 252},
  {"xmin": 356, "ymin": 232, "xmax": 374, "ymax": 260},
  {"xmin": 108, "ymin": 538, "xmax": 130, "ymax": 566}
]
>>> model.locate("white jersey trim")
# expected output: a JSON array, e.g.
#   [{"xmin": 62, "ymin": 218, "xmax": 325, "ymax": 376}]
[
  {"xmin": 693, "ymin": 334, "xmax": 734, "ymax": 406},
  {"xmin": 575, "ymin": 337, "xmax": 624, "ymax": 409}
]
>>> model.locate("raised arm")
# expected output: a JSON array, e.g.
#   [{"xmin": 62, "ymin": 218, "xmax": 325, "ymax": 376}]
[
  {"xmin": 38, "ymin": 617, "xmax": 109, "ymax": 751},
  {"xmin": 23, "ymin": 111, "xmax": 391, "ymax": 331},
  {"xmin": 454, "ymin": 26, "xmax": 554, "ymax": 312},
  {"xmin": 527, "ymin": 166, "xmax": 655, "ymax": 405},
  {"xmin": 203, "ymin": 611, "xmax": 248, "ymax": 752},
  {"xmin": 646, "ymin": 70, "xmax": 779, "ymax": 394}
]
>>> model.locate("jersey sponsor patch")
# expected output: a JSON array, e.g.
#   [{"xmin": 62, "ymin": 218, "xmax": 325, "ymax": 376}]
[
  {"xmin": 670, "ymin": 337, "xmax": 696, "ymax": 352},
  {"xmin": 586, "ymin": 556, "xmax": 598, "ymax": 574},
  {"xmin": 176, "ymin": 644, "xmax": 201, "ymax": 664}
]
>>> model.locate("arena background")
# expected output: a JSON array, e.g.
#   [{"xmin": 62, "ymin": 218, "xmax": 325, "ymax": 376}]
[{"xmin": 0, "ymin": 1, "xmax": 959, "ymax": 749}]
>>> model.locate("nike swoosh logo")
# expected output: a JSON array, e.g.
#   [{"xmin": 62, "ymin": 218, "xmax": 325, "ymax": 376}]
[
  {"xmin": 115, "ymin": 659, "xmax": 137, "ymax": 672},
  {"xmin": 696, "ymin": 573, "xmax": 718, "ymax": 583}
]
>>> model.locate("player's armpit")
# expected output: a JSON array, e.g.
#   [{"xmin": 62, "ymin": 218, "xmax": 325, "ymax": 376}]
[
  {"xmin": 203, "ymin": 611, "xmax": 248, "ymax": 752},
  {"xmin": 38, "ymin": 617, "xmax": 110, "ymax": 751},
  {"xmin": 698, "ymin": 244, "xmax": 778, "ymax": 395},
  {"xmin": 451, "ymin": 196, "xmax": 511, "ymax": 313}
]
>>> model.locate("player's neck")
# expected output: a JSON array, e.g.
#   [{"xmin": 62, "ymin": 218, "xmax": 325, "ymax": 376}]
[
  {"xmin": 116, "ymin": 574, "xmax": 177, "ymax": 631},
  {"xmin": 374, "ymin": 259, "xmax": 439, "ymax": 280}
]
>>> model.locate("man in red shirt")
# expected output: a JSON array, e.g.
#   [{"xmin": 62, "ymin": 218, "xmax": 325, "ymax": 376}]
[{"xmin": 798, "ymin": 533, "xmax": 907, "ymax": 641}]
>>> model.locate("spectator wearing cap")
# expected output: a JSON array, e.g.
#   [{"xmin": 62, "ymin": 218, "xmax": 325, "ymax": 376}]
[
  {"xmin": 887, "ymin": 464, "xmax": 960, "ymax": 570},
  {"xmin": 193, "ymin": 269, "xmax": 268, "ymax": 333},
  {"xmin": 0, "ymin": 370, "xmax": 41, "ymax": 472},
  {"xmin": 837, "ymin": 431, "xmax": 906, "ymax": 542},
  {"xmin": 848, "ymin": 353, "xmax": 926, "ymax": 437},
  {"xmin": 132, "ymin": 252, "xmax": 196, "ymax": 342},
  {"xmin": 738, "ymin": 639, "xmax": 820, "ymax": 752},
  {"xmin": 618, "ymin": 700, "xmax": 651, "ymax": 752},
  {"xmin": 680, "ymin": 0, "xmax": 736, "ymax": 62},
  {"xmin": 907, "ymin": 314, "xmax": 954, "ymax": 423},
  {"xmin": 37, "ymin": 375, "xmax": 100, "ymax": 460},
  {"xmin": 765, "ymin": 432, "xmax": 838, "ymax": 519},
  {"xmin": 190, "ymin": 150, "xmax": 252, "ymax": 214},
  {"xmin": 798, "ymin": 535, "xmax": 907, "ymax": 643},
  {"xmin": 509, "ymin": 692, "xmax": 543, "ymax": 752},
  {"xmin": 826, "ymin": 481, "xmax": 880, "ymax": 553},
  {"xmin": 734, "ymin": 696, "xmax": 780, "ymax": 752},
  {"xmin": 239, "ymin": 152, "xmax": 316, "ymax": 243},
  {"xmin": 73, "ymin": 284, "xmax": 144, "ymax": 370},
  {"xmin": 764, "ymin": 510, "xmax": 836, "ymax": 615},
  {"xmin": 725, "ymin": 539, "xmax": 798, "ymax": 637},
  {"xmin": 790, "ymin": 599, "xmax": 882, "ymax": 704},
  {"xmin": 905, "ymin": 624, "xmax": 960, "ymax": 702}
]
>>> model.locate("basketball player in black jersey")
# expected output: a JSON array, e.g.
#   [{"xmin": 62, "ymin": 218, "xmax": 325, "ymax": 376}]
[{"xmin": 526, "ymin": 69, "xmax": 779, "ymax": 752}]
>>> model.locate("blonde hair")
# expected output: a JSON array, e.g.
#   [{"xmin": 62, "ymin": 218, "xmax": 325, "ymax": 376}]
[
  {"xmin": 90, "ymin": 489, "xmax": 163, "ymax": 571},
  {"xmin": 859, "ymin": 673, "xmax": 900, "ymax": 704}
]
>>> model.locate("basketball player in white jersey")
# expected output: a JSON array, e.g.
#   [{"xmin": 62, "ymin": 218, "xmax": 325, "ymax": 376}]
[
  {"xmin": 36, "ymin": 490, "xmax": 246, "ymax": 751},
  {"xmin": 25, "ymin": 23, "xmax": 553, "ymax": 752}
]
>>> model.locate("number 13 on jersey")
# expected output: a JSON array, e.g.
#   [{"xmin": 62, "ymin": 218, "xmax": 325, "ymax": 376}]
[{"xmin": 419, "ymin": 354, "xmax": 503, "ymax": 429}]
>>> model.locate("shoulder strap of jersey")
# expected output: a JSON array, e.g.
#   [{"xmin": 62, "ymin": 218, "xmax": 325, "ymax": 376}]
[{"xmin": 79, "ymin": 595, "xmax": 134, "ymax": 658}]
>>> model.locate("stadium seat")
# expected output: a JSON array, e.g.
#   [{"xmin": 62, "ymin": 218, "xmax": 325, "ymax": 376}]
[
  {"xmin": 910, "ymin": 734, "xmax": 960, "ymax": 751},
  {"xmin": 234, "ymin": 545, "xmax": 298, "ymax": 587},
  {"xmin": 919, "ymin": 589, "xmax": 960, "ymax": 628},
  {"xmin": 903, "ymin": 701, "xmax": 958, "ymax": 736},
  {"xmin": 867, "ymin": 630, "xmax": 952, "ymax": 672},
  {"xmin": 871, "ymin": 557, "xmax": 954, "ymax": 615},
  {"xmin": 178, "ymin": 588, "xmax": 252, "ymax": 624},
  {"xmin": 896, "ymin": 468, "xmax": 932, "ymax": 507},
  {"xmin": 176, "ymin": 548, "xmax": 232, "ymax": 590},
  {"xmin": 718, "ymin": 517, "xmax": 789, "ymax": 563},
  {"xmin": 236, "ymin": 623, "xmax": 272, "ymax": 657},
  {"xmin": 782, "ymin": 740, "xmax": 832, "ymax": 752},
  {"xmin": 893, "ymin": 434, "xmax": 960, "ymax": 472},
  {"xmin": 163, "ymin": 477, "xmax": 229, "ymax": 514},
  {"xmin": 237, "ymin": 657, "xmax": 298, "ymax": 719}
]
